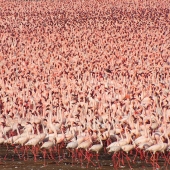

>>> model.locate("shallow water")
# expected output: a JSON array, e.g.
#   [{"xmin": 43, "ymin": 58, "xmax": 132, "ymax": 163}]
[{"xmin": 0, "ymin": 145, "xmax": 169, "ymax": 170}]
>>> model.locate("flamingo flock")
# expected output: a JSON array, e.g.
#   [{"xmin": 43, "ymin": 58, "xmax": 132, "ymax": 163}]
[{"xmin": 0, "ymin": 0, "xmax": 170, "ymax": 169}]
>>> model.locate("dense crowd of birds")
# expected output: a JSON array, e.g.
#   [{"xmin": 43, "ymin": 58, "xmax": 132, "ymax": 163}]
[{"xmin": 0, "ymin": 0, "xmax": 170, "ymax": 169}]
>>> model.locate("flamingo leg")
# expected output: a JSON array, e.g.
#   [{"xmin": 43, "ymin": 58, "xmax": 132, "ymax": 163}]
[
  {"xmin": 118, "ymin": 151, "xmax": 122, "ymax": 168},
  {"xmin": 140, "ymin": 149, "xmax": 145, "ymax": 160},
  {"xmin": 35, "ymin": 145, "xmax": 40, "ymax": 156},
  {"xmin": 150, "ymin": 153, "xmax": 156, "ymax": 170},
  {"xmin": 57, "ymin": 142, "xmax": 66, "ymax": 163},
  {"xmin": 22, "ymin": 146, "xmax": 28, "ymax": 161},
  {"xmin": 20, "ymin": 146, "xmax": 26, "ymax": 159},
  {"xmin": 13, "ymin": 146, "xmax": 22, "ymax": 159},
  {"xmin": 71, "ymin": 148, "xmax": 77, "ymax": 165},
  {"xmin": 162, "ymin": 152, "xmax": 169, "ymax": 169},
  {"xmin": 133, "ymin": 148, "xmax": 139, "ymax": 163},
  {"xmin": 123, "ymin": 152, "xmax": 132, "ymax": 169},
  {"xmin": 31, "ymin": 146, "xmax": 35, "ymax": 161},
  {"xmin": 82, "ymin": 150, "xmax": 96, "ymax": 167},
  {"xmin": 42, "ymin": 149, "xmax": 47, "ymax": 166},
  {"xmin": 67, "ymin": 149, "xmax": 74, "ymax": 165},
  {"xmin": 49, "ymin": 148, "xmax": 55, "ymax": 160},
  {"xmin": 167, "ymin": 152, "xmax": 170, "ymax": 164},
  {"xmin": 96, "ymin": 153, "xmax": 101, "ymax": 168},
  {"xmin": 125, "ymin": 154, "xmax": 132, "ymax": 169},
  {"xmin": 112, "ymin": 152, "xmax": 120, "ymax": 169},
  {"xmin": 75, "ymin": 149, "xmax": 79, "ymax": 163},
  {"xmin": 57, "ymin": 144, "xmax": 63, "ymax": 163},
  {"xmin": 4, "ymin": 144, "xmax": 9, "ymax": 160},
  {"xmin": 85, "ymin": 151, "xmax": 95, "ymax": 168},
  {"xmin": 142, "ymin": 150, "xmax": 146, "ymax": 160},
  {"xmin": 35, "ymin": 146, "xmax": 39, "ymax": 161},
  {"xmin": 145, "ymin": 151, "xmax": 150, "ymax": 163},
  {"xmin": 71, "ymin": 149, "xmax": 75, "ymax": 165},
  {"xmin": 155, "ymin": 153, "xmax": 160, "ymax": 169},
  {"xmin": 78, "ymin": 149, "xmax": 83, "ymax": 167},
  {"xmin": 121, "ymin": 151, "xmax": 125, "ymax": 166},
  {"xmin": 112, "ymin": 153, "xmax": 116, "ymax": 169}
]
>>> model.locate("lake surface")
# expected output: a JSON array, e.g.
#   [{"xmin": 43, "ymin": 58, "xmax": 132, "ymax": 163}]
[{"xmin": 0, "ymin": 145, "xmax": 169, "ymax": 170}]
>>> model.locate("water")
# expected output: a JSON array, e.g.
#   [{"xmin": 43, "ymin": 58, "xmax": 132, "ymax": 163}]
[{"xmin": 0, "ymin": 145, "xmax": 169, "ymax": 170}]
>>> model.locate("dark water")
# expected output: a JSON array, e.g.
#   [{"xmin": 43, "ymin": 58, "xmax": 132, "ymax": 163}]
[{"xmin": 0, "ymin": 145, "xmax": 169, "ymax": 170}]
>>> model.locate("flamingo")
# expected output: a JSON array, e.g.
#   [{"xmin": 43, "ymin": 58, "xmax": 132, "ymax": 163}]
[
  {"xmin": 40, "ymin": 140, "xmax": 55, "ymax": 166},
  {"xmin": 0, "ymin": 1, "xmax": 170, "ymax": 169},
  {"xmin": 106, "ymin": 127, "xmax": 131, "ymax": 150},
  {"xmin": 89, "ymin": 135, "xmax": 103, "ymax": 167},
  {"xmin": 146, "ymin": 135, "xmax": 166, "ymax": 169},
  {"xmin": 66, "ymin": 137, "xmax": 78, "ymax": 165},
  {"xmin": 13, "ymin": 131, "xmax": 30, "ymax": 160},
  {"xmin": 4, "ymin": 123, "xmax": 21, "ymax": 145},
  {"xmin": 121, "ymin": 141, "xmax": 136, "ymax": 169},
  {"xmin": 55, "ymin": 129, "xmax": 66, "ymax": 162},
  {"xmin": 108, "ymin": 145, "xmax": 121, "ymax": 169},
  {"xmin": 25, "ymin": 136, "xmax": 42, "ymax": 162},
  {"xmin": 135, "ymin": 140, "xmax": 155, "ymax": 161},
  {"xmin": 77, "ymin": 134, "xmax": 95, "ymax": 167}
]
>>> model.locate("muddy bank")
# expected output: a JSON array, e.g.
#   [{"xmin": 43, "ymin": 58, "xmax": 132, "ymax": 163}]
[{"xmin": 0, "ymin": 145, "xmax": 169, "ymax": 170}]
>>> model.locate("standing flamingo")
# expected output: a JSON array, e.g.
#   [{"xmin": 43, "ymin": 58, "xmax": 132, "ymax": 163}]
[
  {"xmin": 89, "ymin": 131, "xmax": 103, "ymax": 167},
  {"xmin": 40, "ymin": 140, "xmax": 55, "ymax": 166},
  {"xmin": 77, "ymin": 134, "xmax": 95, "ymax": 168},
  {"xmin": 66, "ymin": 137, "xmax": 78, "ymax": 165}
]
